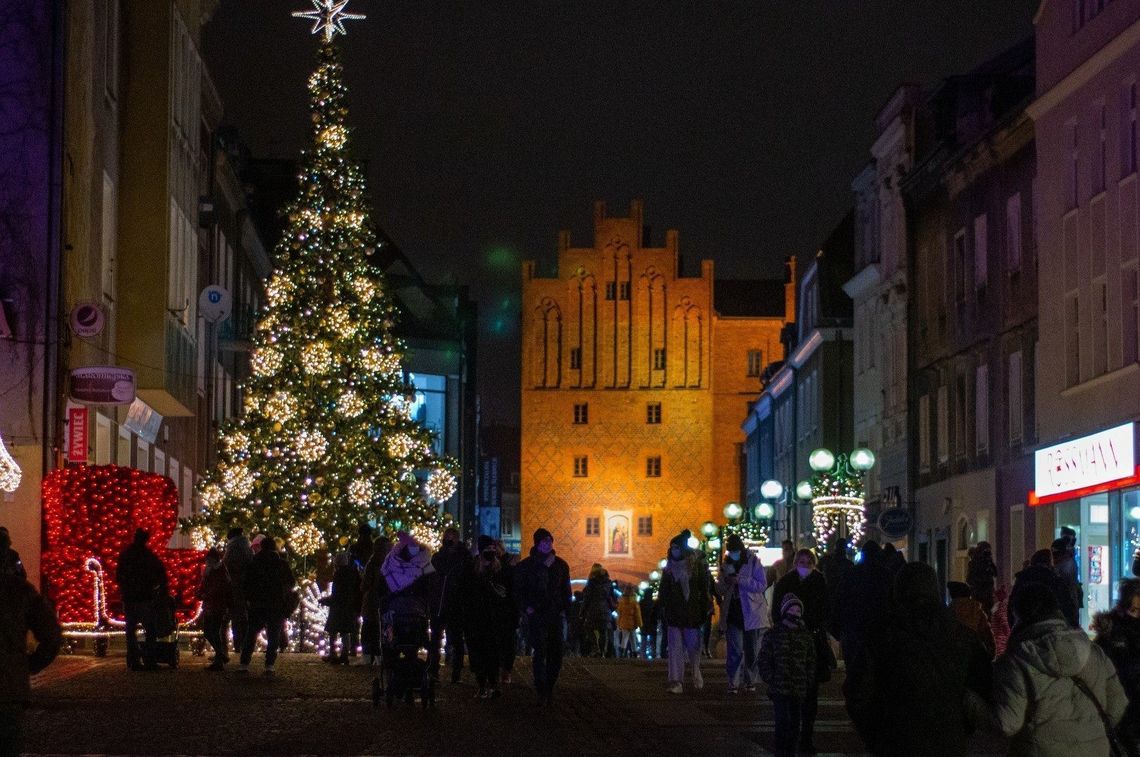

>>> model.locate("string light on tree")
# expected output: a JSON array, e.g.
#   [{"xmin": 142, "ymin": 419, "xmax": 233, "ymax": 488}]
[
  {"xmin": 806, "ymin": 448, "xmax": 875, "ymax": 551},
  {"xmin": 424, "ymin": 468, "xmax": 457, "ymax": 504},
  {"xmin": 295, "ymin": 429, "xmax": 328, "ymax": 462},
  {"xmin": 301, "ymin": 340, "xmax": 333, "ymax": 374},
  {"xmin": 0, "ymin": 431, "xmax": 22, "ymax": 493},
  {"xmin": 289, "ymin": 522, "xmax": 324, "ymax": 557}
]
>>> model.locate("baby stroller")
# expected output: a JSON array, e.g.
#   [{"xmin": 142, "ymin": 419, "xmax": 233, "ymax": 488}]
[{"xmin": 372, "ymin": 592, "xmax": 434, "ymax": 709}]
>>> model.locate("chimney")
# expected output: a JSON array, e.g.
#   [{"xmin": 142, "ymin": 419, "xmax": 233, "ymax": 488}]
[{"xmin": 784, "ymin": 256, "xmax": 797, "ymax": 323}]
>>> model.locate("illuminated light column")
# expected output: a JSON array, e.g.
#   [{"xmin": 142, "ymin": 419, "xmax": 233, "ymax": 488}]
[{"xmin": 807, "ymin": 447, "xmax": 876, "ymax": 551}]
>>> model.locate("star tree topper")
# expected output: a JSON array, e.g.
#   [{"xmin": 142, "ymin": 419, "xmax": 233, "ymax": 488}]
[{"xmin": 293, "ymin": 0, "xmax": 366, "ymax": 43}]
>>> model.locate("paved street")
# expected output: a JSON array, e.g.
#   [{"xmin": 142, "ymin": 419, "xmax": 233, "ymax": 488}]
[{"xmin": 24, "ymin": 650, "xmax": 1009, "ymax": 756}]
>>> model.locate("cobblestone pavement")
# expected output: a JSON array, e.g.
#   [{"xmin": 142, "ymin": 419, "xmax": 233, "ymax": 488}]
[{"xmin": 24, "ymin": 651, "xmax": 1008, "ymax": 756}]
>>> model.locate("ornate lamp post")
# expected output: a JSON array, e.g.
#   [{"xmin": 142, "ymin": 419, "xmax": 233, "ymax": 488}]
[{"xmin": 806, "ymin": 447, "xmax": 876, "ymax": 551}]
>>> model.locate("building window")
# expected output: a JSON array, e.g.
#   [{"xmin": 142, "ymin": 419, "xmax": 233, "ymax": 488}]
[
  {"xmin": 1066, "ymin": 294, "xmax": 1081, "ymax": 386},
  {"xmin": 619, "ymin": 281, "xmax": 630, "ymax": 300},
  {"xmin": 1097, "ymin": 101, "xmax": 1107, "ymax": 194},
  {"xmin": 573, "ymin": 403, "xmax": 588, "ymax": 424},
  {"xmin": 1125, "ymin": 80, "xmax": 1138, "ymax": 176},
  {"xmin": 646, "ymin": 456, "xmax": 662, "ymax": 478},
  {"xmin": 573, "ymin": 456, "xmax": 589, "ymax": 477},
  {"xmin": 605, "ymin": 282, "xmax": 616, "ymax": 301},
  {"xmin": 975, "ymin": 364, "xmax": 989, "ymax": 455},
  {"xmin": 919, "ymin": 394, "xmax": 931, "ymax": 473},
  {"xmin": 570, "ymin": 347, "xmax": 582, "ymax": 370},
  {"xmin": 653, "ymin": 348, "xmax": 666, "ymax": 371},
  {"xmin": 647, "ymin": 402, "xmax": 662, "ymax": 424},
  {"xmin": 637, "ymin": 516, "xmax": 653, "ymax": 536},
  {"xmin": 1124, "ymin": 265, "xmax": 1139, "ymax": 365},
  {"xmin": 1069, "ymin": 120, "xmax": 1080, "ymax": 209},
  {"xmin": 953, "ymin": 229, "xmax": 967, "ymax": 305},
  {"xmin": 101, "ymin": 173, "xmax": 117, "ymax": 303},
  {"xmin": 1009, "ymin": 350, "xmax": 1023, "ymax": 445},
  {"xmin": 585, "ymin": 516, "xmax": 600, "ymax": 536},
  {"xmin": 954, "ymin": 372, "xmax": 967, "ymax": 458},
  {"xmin": 1006, "ymin": 193, "xmax": 1022, "ymax": 273},
  {"xmin": 501, "ymin": 518, "xmax": 512, "ymax": 536},
  {"xmin": 747, "ymin": 350, "xmax": 763, "ymax": 377},
  {"xmin": 104, "ymin": 0, "xmax": 120, "ymax": 101},
  {"xmin": 937, "ymin": 385, "xmax": 949, "ymax": 464},
  {"xmin": 973, "ymin": 214, "xmax": 988, "ymax": 289}
]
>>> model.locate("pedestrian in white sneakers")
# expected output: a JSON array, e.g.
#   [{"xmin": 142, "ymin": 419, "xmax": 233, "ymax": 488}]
[
  {"xmin": 717, "ymin": 533, "xmax": 769, "ymax": 694},
  {"xmin": 658, "ymin": 529, "xmax": 710, "ymax": 694}
]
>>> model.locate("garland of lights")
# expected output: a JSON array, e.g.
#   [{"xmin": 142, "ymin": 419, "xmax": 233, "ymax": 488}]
[
  {"xmin": 806, "ymin": 452, "xmax": 871, "ymax": 551},
  {"xmin": 0, "ymin": 431, "xmax": 21, "ymax": 492}
]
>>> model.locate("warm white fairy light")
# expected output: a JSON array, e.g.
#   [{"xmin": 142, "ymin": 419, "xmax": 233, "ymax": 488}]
[
  {"xmin": 243, "ymin": 393, "xmax": 261, "ymax": 414},
  {"xmin": 301, "ymin": 341, "xmax": 333, "ymax": 374},
  {"xmin": 189, "ymin": 526, "xmax": 217, "ymax": 551},
  {"xmin": 0, "ymin": 431, "xmax": 22, "ymax": 493},
  {"xmin": 348, "ymin": 478, "xmax": 374, "ymax": 505},
  {"xmin": 289, "ymin": 522, "xmax": 324, "ymax": 556},
  {"xmin": 411, "ymin": 523, "xmax": 442, "ymax": 552},
  {"xmin": 292, "ymin": 0, "xmax": 366, "ymax": 43},
  {"xmin": 319, "ymin": 125, "xmax": 348, "ymax": 149},
  {"xmin": 338, "ymin": 390, "xmax": 364, "ymax": 417},
  {"xmin": 222, "ymin": 464, "xmax": 255, "ymax": 498},
  {"xmin": 266, "ymin": 274, "xmax": 294, "ymax": 307},
  {"xmin": 328, "ymin": 307, "xmax": 356, "ymax": 338},
  {"xmin": 295, "ymin": 429, "xmax": 328, "ymax": 462},
  {"xmin": 424, "ymin": 468, "xmax": 457, "ymax": 503},
  {"xmin": 351, "ymin": 277, "xmax": 376, "ymax": 302},
  {"xmin": 199, "ymin": 482, "xmax": 224, "ymax": 510},
  {"xmin": 252, "ymin": 347, "xmax": 283, "ymax": 377},
  {"xmin": 387, "ymin": 433, "xmax": 413, "ymax": 459},
  {"xmin": 811, "ymin": 496, "xmax": 866, "ymax": 551},
  {"xmin": 224, "ymin": 431, "xmax": 250, "ymax": 456},
  {"xmin": 265, "ymin": 391, "xmax": 298, "ymax": 422}
]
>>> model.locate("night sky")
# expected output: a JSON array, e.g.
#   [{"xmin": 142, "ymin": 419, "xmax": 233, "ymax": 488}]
[{"xmin": 203, "ymin": 1, "xmax": 1037, "ymax": 424}]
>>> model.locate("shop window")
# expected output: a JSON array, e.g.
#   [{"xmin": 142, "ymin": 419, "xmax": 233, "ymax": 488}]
[
  {"xmin": 957, "ymin": 517, "xmax": 971, "ymax": 552},
  {"xmin": 605, "ymin": 282, "xmax": 616, "ymax": 301}
]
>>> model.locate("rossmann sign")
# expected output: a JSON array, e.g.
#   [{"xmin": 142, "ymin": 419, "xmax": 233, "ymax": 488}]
[{"xmin": 1031, "ymin": 422, "xmax": 1138, "ymax": 506}]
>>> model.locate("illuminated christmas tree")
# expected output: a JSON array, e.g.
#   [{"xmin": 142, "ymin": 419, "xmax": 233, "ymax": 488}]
[{"xmin": 183, "ymin": 4, "xmax": 456, "ymax": 561}]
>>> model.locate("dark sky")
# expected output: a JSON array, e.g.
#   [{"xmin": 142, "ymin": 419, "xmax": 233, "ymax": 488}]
[{"xmin": 203, "ymin": 0, "xmax": 1037, "ymax": 425}]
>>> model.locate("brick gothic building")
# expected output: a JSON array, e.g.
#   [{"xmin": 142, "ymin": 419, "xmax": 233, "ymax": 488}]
[{"xmin": 520, "ymin": 201, "xmax": 793, "ymax": 583}]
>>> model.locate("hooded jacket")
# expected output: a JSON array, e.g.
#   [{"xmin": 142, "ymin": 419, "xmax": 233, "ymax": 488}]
[
  {"xmin": 0, "ymin": 574, "xmax": 61, "ymax": 705},
  {"xmin": 381, "ymin": 543, "xmax": 435, "ymax": 596},
  {"xmin": 659, "ymin": 551, "xmax": 710, "ymax": 629},
  {"xmin": 579, "ymin": 571, "xmax": 617, "ymax": 629},
  {"xmin": 616, "ymin": 594, "xmax": 642, "ymax": 632},
  {"xmin": 513, "ymin": 546, "xmax": 571, "ymax": 624},
  {"xmin": 716, "ymin": 550, "xmax": 769, "ymax": 632},
  {"xmin": 993, "ymin": 617, "xmax": 1127, "ymax": 757},
  {"xmin": 243, "ymin": 547, "xmax": 296, "ymax": 615},
  {"xmin": 758, "ymin": 615, "xmax": 816, "ymax": 699}
]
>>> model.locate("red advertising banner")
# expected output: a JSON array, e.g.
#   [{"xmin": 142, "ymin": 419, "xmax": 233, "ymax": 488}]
[{"xmin": 68, "ymin": 405, "xmax": 88, "ymax": 463}]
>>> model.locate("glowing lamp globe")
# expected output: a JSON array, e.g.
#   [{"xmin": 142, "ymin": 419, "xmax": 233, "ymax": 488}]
[
  {"xmin": 796, "ymin": 480, "xmax": 814, "ymax": 501},
  {"xmin": 1131, "ymin": 506, "xmax": 1140, "ymax": 521},
  {"xmin": 708, "ymin": 537, "xmax": 722, "ymax": 550},
  {"xmin": 658, "ymin": 558, "xmax": 668, "ymax": 570},
  {"xmin": 723, "ymin": 502, "xmax": 744, "ymax": 521},
  {"xmin": 850, "ymin": 448, "xmax": 876, "ymax": 471},
  {"xmin": 760, "ymin": 479, "xmax": 784, "ymax": 500},
  {"xmin": 686, "ymin": 535, "xmax": 700, "ymax": 549},
  {"xmin": 809, "ymin": 448, "xmax": 835, "ymax": 472},
  {"xmin": 701, "ymin": 521, "xmax": 718, "ymax": 538},
  {"xmin": 755, "ymin": 502, "xmax": 775, "ymax": 519},
  {"xmin": 649, "ymin": 570, "xmax": 661, "ymax": 581},
  {"xmin": 638, "ymin": 581, "xmax": 649, "ymax": 592}
]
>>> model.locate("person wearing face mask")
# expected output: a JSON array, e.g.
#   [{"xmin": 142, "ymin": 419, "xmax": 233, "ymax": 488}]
[
  {"xmin": 381, "ymin": 531, "xmax": 436, "ymax": 600},
  {"xmin": 716, "ymin": 534, "xmax": 769, "ymax": 694},
  {"xmin": 462, "ymin": 536, "xmax": 514, "ymax": 699},
  {"xmin": 659, "ymin": 529, "xmax": 711, "ymax": 694},
  {"xmin": 513, "ymin": 528, "xmax": 571, "ymax": 705},
  {"xmin": 770, "ymin": 548, "xmax": 831, "ymax": 753},
  {"xmin": 428, "ymin": 527, "xmax": 469, "ymax": 683}
]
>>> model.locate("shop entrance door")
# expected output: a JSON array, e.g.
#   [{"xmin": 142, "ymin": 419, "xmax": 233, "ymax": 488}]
[{"xmin": 1082, "ymin": 493, "xmax": 1111, "ymax": 631}]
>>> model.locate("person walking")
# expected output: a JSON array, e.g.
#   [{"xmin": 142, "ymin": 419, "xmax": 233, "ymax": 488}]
[
  {"xmin": 239, "ymin": 535, "xmax": 296, "ymax": 675},
  {"xmin": 0, "ymin": 526, "xmax": 26, "ymax": 579},
  {"xmin": 659, "ymin": 529, "xmax": 711, "ymax": 694},
  {"xmin": 463, "ymin": 536, "xmax": 514, "ymax": 699},
  {"xmin": 116, "ymin": 528, "xmax": 168, "ymax": 671},
  {"xmin": 845, "ymin": 562, "xmax": 993, "ymax": 757},
  {"xmin": 1052, "ymin": 537, "xmax": 1083, "ymax": 626},
  {"xmin": 222, "ymin": 527, "xmax": 253, "ymax": 655},
  {"xmin": 196, "ymin": 547, "xmax": 231, "ymax": 670},
  {"xmin": 1, "ymin": 566, "xmax": 61, "ymax": 757},
  {"xmin": 638, "ymin": 588, "xmax": 657, "ymax": 659},
  {"xmin": 492, "ymin": 540, "xmax": 518, "ymax": 684},
  {"xmin": 359, "ymin": 534, "xmax": 391, "ymax": 666},
  {"xmin": 768, "ymin": 539, "xmax": 796, "ymax": 586},
  {"xmin": 615, "ymin": 585, "xmax": 643, "ymax": 658},
  {"xmin": 948, "ymin": 581, "xmax": 996, "ymax": 658},
  {"xmin": 966, "ymin": 541, "xmax": 998, "ymax": 615},
  {"xmin": 836, "ymin": 540, "xmax": 892, "ymax": 667},
  {"xmin": 991, "ymin": 584, "xmax": 1012, "ymax": 658},
  {"xmin": 1094, "ymin": 578, "xmax": 1140, "ymax": 756},
  {"xmin": 579, "ymin": 563, "xmax": 617, "ymax": 657},
  {"xmin": 322, "ymin": 551, "xmax": 362, "ymax": 664},
  {"xmin": 817, "ymin": 538, "xmax": 853, "ymax": 635},
  {"xmin": 513, "ymin": 528, "xmax": 571, "ymax": 706},
  {"xmin": 759, "ymin": 594, "xmax": 816, "ymax": 757},
  {"xmin": 1012, "ymin": 549, "xmax": 1079, "ymax": 629},
  {"xmin": 429, "ymin": 527, "xmax": 469, "ymax": 683},
  {"xmin": 770, "ymin": 548, "xmax": 831, "ymax": 752},
  {"xmin": 987, "ymin": 581, "xmax": 1126, "ymax": 756},
  {"xmin": 717, "ymin": 534, "xmax": 769, "ymax": 694}
]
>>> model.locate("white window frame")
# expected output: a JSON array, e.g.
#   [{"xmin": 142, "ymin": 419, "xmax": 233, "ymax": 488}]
[
  {"xmin": 974, "ymin": 213, "xmax": 988, "ymax": 288},
  {"xmin": 95, "ymin": 414, "xmax": 112, "ymax": 465},
  {"xmin": 1006, "ymin": 193, "xmax": 1021, "ymax": 273}
]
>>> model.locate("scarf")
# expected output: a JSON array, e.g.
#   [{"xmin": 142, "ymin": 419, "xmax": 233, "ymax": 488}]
[
  {"xmin": 381, "ymin": 544, "xmax": 435, "ymax": 594},
  {"xmin": 666, "ymin": 554, "xmax": 692, "ymax": 601}
]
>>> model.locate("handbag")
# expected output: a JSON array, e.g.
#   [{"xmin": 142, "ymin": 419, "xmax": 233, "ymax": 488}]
[{"xmin": 1071, "ymin": 675, "xmax": 1127, "ymax": 757}]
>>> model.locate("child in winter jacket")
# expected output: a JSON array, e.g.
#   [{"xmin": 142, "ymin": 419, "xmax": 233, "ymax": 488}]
[
  {"xmin": 615, "ymin": 587, "xmax": 643, "ymax": 658},
  {"xmin": 759, "ymin": 593, "xmax": 816, "ymax": 757},
  {"xmin": 948, "ymin": 581, "xmax": 995, "ymax": 658}
]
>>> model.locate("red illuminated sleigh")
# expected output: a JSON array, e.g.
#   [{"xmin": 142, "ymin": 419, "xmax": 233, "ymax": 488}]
[{"xmin": 40, "ymin": 465, "xmax": 205, "ymax": 653}]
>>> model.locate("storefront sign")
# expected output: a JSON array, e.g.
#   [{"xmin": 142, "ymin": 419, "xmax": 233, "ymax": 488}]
[
  {"xmin": 70, "ymin": 366, "xmax": 136, "ymax": 405},
  {"xmin": 67, "ymin": 405, "xmax": 88, "ymax": 463},
  {"xmin": 123, "ymin": 398, "xmax": 163, "ymax": 445},
  {"xmin": 877, "ymin": 508, "xmax": 912, "ymax": 539},
  {"xmin": 1032, "ymin": 422, "xmax": 1138, "ymax": 506}
]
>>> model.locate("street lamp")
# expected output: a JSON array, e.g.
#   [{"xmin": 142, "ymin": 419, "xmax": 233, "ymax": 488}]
[
  {"xmin": 701, "ymin": 521, "xmax": 719, "ymax": 538},
  {"xmin": 649, "ymin": 570, "xmax": 661, "ymax": 581},
  {"xmin": 686, "ymin": 534, "xmax": 700, "ymax": 549},
  {"xmin": 806, "ymin": 447, "xmax": 876, "ymax": 551},
  {"xmin": 723, "ymin": 502, "xmax": 744, "ymax": 521},
  {"xmin": 754, "ymin": 501, "xmax": 775, "ymax": 520}
]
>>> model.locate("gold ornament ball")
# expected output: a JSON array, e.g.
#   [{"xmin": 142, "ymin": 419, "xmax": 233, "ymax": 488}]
[
  {"xmin": 339, "ymin": 535, "xmax": 349, "ymax": 546},
  {"xmin": 273, "ymin": 422, "xmax": 283, "ymax": 432},
  {"xmin": 262, "ymin": 506, "xmax": 272, "ymax": 516}
]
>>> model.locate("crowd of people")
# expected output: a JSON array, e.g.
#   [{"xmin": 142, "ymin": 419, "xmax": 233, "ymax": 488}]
[{"xmin": 7, "ymin": 517, "xmax": 1140, "ymax": 756}]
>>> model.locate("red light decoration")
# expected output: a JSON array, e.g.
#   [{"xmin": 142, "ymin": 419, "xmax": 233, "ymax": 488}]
[{"xmin": 41, "ymin": 464, "xmax": 204, "ymax": 625}]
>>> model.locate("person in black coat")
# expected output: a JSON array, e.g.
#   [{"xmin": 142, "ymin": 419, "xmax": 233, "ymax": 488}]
[
  {"xmin": 239, "ymin": 537, "xmax": 296, "ymax": 674},
  {"xmin": 429, "ymin": 527, "xmax": 470, "ymax": 683},
  {"xmin": 1093, "ymin": 577, "xmax": 1140, "ymax": 755},
  {"xmin": 512, "ymin": 528, "xmax": 571, "ymax": 705},
  {"xmin": 0, "ymin": 526, "xmax": 26, "ymax": 579},
  {"xmin": 115, "ymin": 528, "xmax": 168, "ymax": 671},
  {"xmin": 966, "ymin": 541, "xmax": 998, "ymax": 614},
  {"xmin": 321, "ymin": 552, "xmax": 362, "ymax": 664},
  {"xmin": 493, "ymin": 539, "xmax": 518, "ymax": 683},
  {"xmin": 1011, "ymin": 549, "xmax": 1079, "ymax": 628},
  {"xmin": 836, "ymin": 541, "xmax": 893, "ymax": 666},
  {"xmin": 1, "ymin": 570, "xmax": 61, "ymax": 757},
  {"xmin": 770, "ymin": 548, "xmax": 830, "ymax": 753},
  {"xmin": 845, "ymin": 561, "xmax": 992, "ymax": 757},
  {"xmin": 463, "ymin": 536, "xmax": 515, "ymax": 698}
]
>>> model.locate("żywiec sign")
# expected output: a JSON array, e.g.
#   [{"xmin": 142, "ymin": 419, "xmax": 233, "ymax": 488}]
[{"xmin": 1032, "ymin": 422, "xmax": 1137, "ymax": 506}]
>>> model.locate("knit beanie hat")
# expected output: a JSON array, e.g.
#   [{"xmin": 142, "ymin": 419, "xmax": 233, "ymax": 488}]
[
  {"xmin": 477, "ymin": 535, "xmax": 496, "ymax": 553},
  {"xmin": 780, "ymin": 593, "xmax": 804, "ymax": 619},
  {"xmin": 726, "ymin": 533, "xmax": 745, "ymax": 552},
  {"xmin": 669, "ymin": 529, "xmax": 693, "ymax": 550},
  {"xmin": 533, "ymin": 527, "xmax": 553, "ymax": 545}
]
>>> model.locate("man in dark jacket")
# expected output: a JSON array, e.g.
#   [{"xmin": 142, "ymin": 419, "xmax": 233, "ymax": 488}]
[
  {"xmin": 513, "ymin": 527, "xmax": 571, "ymax": 705},
  {"xmin": 659, "ymin": 529, "xmax": 711, "ymax": 693},
  {"xmin": 770, "ymin": 548, "xmax": 830, "ymax": 753},
  {"xmin": 222, "ymin": 527, "xmax": 253, "ymax": 654},
  {"xmin": 1, "ymin": 571, "xmax": 61, "ymax": 757},
  {"xmin": 239, "ymin": 536, "xmax": 296, "ymax": 675},
  {"xmin": 1011, "ymin": 549, "xmax": 1079, "ymax": 628},
  {"xmin": 818, "ymin": 537, "xmax": 853, "ymax": 636},
  {"xmin": 0, "ymin": 527, "xmax": 26, "ymax": 579},
  {"xmin": 115, "ymin": 528, "xmax": 168, "ymax": 670},
  {"xmin": 836, "ymin": 541, "xmax": 893, "ymax": 666},
  {"xmin": 429, "ymin": 527, "xmax": 470, "ymax": 683},
  {"xmin": 966, "ymin": 541, "xmax": 998, "ymax": 614}
]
